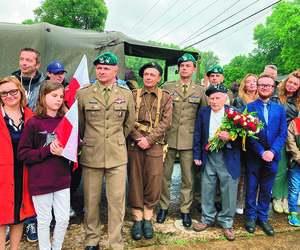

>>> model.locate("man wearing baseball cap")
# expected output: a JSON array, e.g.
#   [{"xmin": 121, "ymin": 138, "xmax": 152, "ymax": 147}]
[
  {"xmin": 193, "ymin": 84, "xmax": 241, "ymax": 241},
  {"xmin": 46, "ymin": 61, "xmax": 69, "ymax": 87},
  {"xmin": 127, "ymin": 61, "xmax": 172, "ymax": 241},
  {"xmin": 76, "ymin": 52, "xmax": 135, "ymax": 250},
  {"xmin": 157, "ymin": 53, "xmax": 207, "ymax": 227}
]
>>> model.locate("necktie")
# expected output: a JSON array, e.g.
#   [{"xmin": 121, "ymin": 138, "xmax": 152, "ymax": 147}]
[
  {"xmin": 104, "ymin": 87, "xmax": 109, "ymax": 104},
  {"xmin": 263, "ymin": 103, "xmax": 268, "ymax": 125},
  {"xmin": 183, "ymin": 84, "xmax": 188, "ymax": 96}
]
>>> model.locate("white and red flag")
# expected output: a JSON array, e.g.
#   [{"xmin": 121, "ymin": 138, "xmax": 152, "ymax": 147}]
[
  {"xmin": 54, "ymin": 100, "xmax": 79, "ymax": 165},
  {"xmin": 64, "ymin": 54, "xmax": 89, "ymax": 108}
]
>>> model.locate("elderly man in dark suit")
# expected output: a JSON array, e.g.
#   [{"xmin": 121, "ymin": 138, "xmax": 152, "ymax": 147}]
[
  {"xmin": 193, "ymin": 84, "xmax": 241, "ymax": 241},
  {"xmin": 244, "ymin": 72, "xmax": 287, "ymax": 236}
]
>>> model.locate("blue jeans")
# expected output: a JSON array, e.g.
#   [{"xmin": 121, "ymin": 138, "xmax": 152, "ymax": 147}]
[{"xmin": 288, "ymin": 165, "xmax": 300, "ymax": 213}]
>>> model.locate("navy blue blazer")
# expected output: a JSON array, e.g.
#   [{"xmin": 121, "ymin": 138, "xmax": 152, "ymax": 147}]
[
  {"xmin": 244, "ymin": 99, "xmax": 287, "ymax": 162},
  {"xmin": 193, "ymin": 105, "xmax": 241, "ymax": 180}
]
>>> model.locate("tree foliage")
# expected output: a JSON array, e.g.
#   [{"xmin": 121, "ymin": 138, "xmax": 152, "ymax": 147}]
[
  {"xmin": 224, "ymin": 0, "xmax": 300, "ymax": 84},
  {"xmin": 24, "ymin": 0, "xmax": 108, "ymax": 30}
]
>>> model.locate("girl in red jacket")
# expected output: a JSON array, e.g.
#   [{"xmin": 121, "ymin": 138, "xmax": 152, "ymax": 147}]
[
  {"xmin": 0, "ymin": 76, "xmax": 36, "ymax": 250},
  {"xmin": 18, "ymin": 80, "xmax": 71, "ymax": 250}
]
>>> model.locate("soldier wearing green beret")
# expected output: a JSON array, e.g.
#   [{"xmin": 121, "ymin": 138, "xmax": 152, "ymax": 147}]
[
  {"xmin": 76, "ymin": 52, "xmax": 135, "ymax": 250},
  {"xmin": 157, "ymin": 53, "xmax": 207, "ymax": 227},
  {"xmin": 206, "ymin": 65, "xmax": 234, "ymax": 105}
]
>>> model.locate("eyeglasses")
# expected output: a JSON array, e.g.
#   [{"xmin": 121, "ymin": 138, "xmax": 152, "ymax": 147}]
[
  {"xmin": 257, "ymin": 84, "xmax": 274, "ymax": 89},
  {"xmin": 0, "ymin": 89, "xmax": 19, "ymax": 98}
]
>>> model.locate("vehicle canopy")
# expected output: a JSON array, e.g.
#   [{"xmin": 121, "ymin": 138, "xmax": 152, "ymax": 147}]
[{"xmin": 0, "ymin": 22, "xmax": 200, "ymax": 82}]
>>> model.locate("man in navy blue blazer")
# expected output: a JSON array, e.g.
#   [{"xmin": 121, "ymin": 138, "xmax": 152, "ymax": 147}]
[
  {"xmin": 244, "ymin": 72, "xmax": 287, "ymax": 236},
  {"xmin": 193, "ymin": 84, "xmax": 241, "ymax": 241}
]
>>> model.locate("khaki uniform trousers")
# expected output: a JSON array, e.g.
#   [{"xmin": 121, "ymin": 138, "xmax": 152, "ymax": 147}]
[
  {"xmin": 127, "ymin": 143, "xmax": 163, "ymax": 210},
  {"xmin": 83, "ymin": 165, "xmax": 126, "ymax": 250},
  {"xmin": 160, "ymin": 148, "xmax": 194, "ymax": 213}
]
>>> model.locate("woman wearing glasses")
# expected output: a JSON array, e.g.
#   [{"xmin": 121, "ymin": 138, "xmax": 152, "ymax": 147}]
[
  {"xmin": 271, "ymin": 70, "xmax": 300, "ymax": 214},
  {"xmin": 0, "ymin": 76, "xmax": 36, "ymax": 250}
]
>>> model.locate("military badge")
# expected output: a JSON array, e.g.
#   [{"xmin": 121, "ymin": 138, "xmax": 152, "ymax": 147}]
[{"xmin": 115, "ymin": 98, "xmax": 126, "ymax": 104}]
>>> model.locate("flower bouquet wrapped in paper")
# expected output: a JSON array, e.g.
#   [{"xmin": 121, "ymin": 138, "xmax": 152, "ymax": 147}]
[{"xmin": 206, "ymin": 107, "xmax": 264, "ymax": 152}]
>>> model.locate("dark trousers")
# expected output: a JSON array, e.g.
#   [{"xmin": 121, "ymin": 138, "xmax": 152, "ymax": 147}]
[
  {"xmin": 245, "ymin": 158, "xmax": 278, "ymax": 221},
  {"xmin": 127, "ymin": 143, "xmax": 163, "ymax": 210}
]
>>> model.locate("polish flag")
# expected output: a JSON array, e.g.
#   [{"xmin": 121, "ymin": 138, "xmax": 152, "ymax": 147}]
[
  {"xmin": 54, "ymin": 100, "xmax": 79, "ymax": 164},
  {"xmin": 64, "ymin": 55, "xmax": 89, "ymax": 108}
]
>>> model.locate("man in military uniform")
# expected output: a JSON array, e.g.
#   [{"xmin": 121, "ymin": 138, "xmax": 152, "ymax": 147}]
[
  {"xmin": 76, "ymin": 52, "xmax": 135, "ymax": 250},
  {"xmin": 206, "ymin": 65, "xmax": 233, "ymax": 105},
  {"xmin": 157, "ymin": 53, "xmax": 207, "ymax": 227},
  {"xmin": 127, "ymin": 62, "xmax": 172, "ymax": 241}
]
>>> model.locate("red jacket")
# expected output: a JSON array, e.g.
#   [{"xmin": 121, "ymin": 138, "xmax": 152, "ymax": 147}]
[{"xmin": 0, "ymin": 106, "xmax": 36, "ymax": 225}]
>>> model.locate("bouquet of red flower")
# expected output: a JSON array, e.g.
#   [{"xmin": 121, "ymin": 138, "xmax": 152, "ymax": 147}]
[{"xmin": 205, "ymin": 107, "xmax": 264, "ymax": 152}]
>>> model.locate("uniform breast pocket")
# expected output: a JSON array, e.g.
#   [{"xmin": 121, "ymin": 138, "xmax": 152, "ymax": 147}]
[
  {"xmin": 85, "ymin": 103, "xmax": 101, "ymax": 120},
  {"xmin": 188, "ymin": 97, "xmax": 200, "ymax": 104},
  {"xmin": 188, "ymin": 97, "xmax": 200, "ymax": 110},
  {"xmin": 114, "ymin": 104, "xmax": 127, "ymax": 119}
]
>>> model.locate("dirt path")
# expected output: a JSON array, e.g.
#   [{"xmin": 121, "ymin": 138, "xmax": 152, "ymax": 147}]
[{"xmin": 13, "ymin": 163, "xmax": 300, "ymax": 249}]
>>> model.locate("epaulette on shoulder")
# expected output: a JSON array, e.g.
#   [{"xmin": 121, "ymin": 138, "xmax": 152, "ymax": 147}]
[
  {"xmin": 163, "ymin": 81, "xmax": 176, "ymax": 87},
  {"xmin": 79, "ymin": 83, "xmax": 93, "ymax": 90},
  {"xmin": 118, "ymin": 84, "xmax": 131, "ymax": 91},
  {"xmin": 194, "ymin": 82, "xmax": 205, "ymax": 87}
]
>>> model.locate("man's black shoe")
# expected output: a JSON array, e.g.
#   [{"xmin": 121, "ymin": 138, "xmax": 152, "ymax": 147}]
[
  {"xmin": 256, "ymin": 219, "xmax": 274, "ymax": 236},
  {"xmin": 132, "ymin": 220, "xmax": 143, "ymax": 240},
  {"xmin": 214, "ymin": 202, "xmax": 222, "ymax": 212},
  {"xmin": 157, "ymin": 209, "xmax": 168, "ymax": 223},
  {"xmin": 85, "ymin": 245, "xmax": 99, "ymax": 250},
  {"xmin": 143, "ymin": 219, "xmax": 154, "ymax": 239},
  {"xmin": 197, "ymin": 203, "xmax": 202, "ymax": 213},
  {"xmin": 181, "ymin": 213, "xmax": 192, "ymax": 227},
  {"xmin": 245, "ymin": 218, "xmax": 256, "ymax": 233}
]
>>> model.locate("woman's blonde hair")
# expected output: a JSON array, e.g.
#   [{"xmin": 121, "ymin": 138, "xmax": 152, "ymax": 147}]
[
  {"xmin": 278, "ymin": 70, "xmax": 300, "ymax": 111},
  {"xmin": 238, "ymin": 73, "xmax": 258, "ymax": 104},
  {"xmin": 35, "ymin": 80, "xmax": 66, "ymax": 119},
  {"xmin": 0, "ymin": 76, "xmax": 27, "ymax": 107}
]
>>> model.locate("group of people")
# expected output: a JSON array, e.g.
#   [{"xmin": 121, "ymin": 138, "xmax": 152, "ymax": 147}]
[{"xmin": 0, "ymin": 47, "xmax": 299, "ymax": 250}]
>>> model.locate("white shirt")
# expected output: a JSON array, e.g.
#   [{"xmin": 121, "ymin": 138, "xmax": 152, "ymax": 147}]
[{"xmin": 209, "ymin": 107, "xmax": 225, "ymax": 138}]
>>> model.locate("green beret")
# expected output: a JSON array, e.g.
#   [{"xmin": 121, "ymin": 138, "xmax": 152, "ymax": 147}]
[
  {"xmin": 205, "ymin": 84, "xmax": 228, "ymax": 96},
  {"xmin": 207, "ymin": 65, "xmax": 223, "ymax": 76},
  {"xmin": 139, "ymin": 61, "xmax": 163, "ymax": 78},
  {"xmin": 177, "ymin": 53, "xmax": 196, "ymax": 66},
  {"xmin": 93, "ymin": 52, "xmax": 118, "ymax": 66}
]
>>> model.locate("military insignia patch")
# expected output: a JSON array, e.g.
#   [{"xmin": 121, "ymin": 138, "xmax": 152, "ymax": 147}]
[{"xmin": 115, "ymin": 98, "xmax": 126, "ymax": 104}]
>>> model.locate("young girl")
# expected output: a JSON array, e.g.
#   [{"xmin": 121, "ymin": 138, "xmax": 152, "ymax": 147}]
[{"xmin": 18, "ymin": 80, "xmax": 71, "ymax": 250}]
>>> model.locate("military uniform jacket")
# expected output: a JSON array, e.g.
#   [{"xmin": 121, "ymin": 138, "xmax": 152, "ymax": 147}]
[
  {"xmin": 129, "ymin": 85, "xmax": 172, "ymax": 145},
  {"xmin": 76, "ymin": 82, "xmax": 135, "ymax": 169},
  {"xmin": 163, "ymin": 80, "xmax": 208, "ymax": 150}
]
